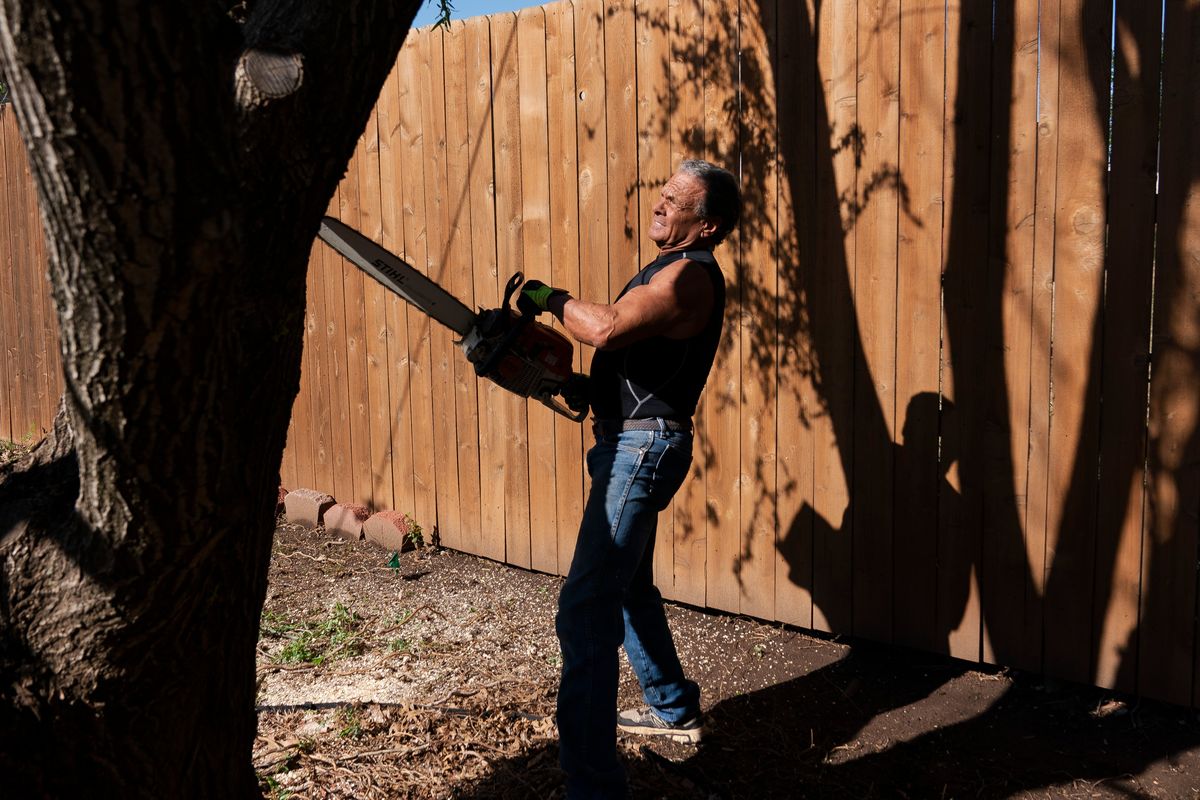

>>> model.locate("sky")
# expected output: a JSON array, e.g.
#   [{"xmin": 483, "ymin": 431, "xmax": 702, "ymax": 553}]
[{"xmin": 411, "ymin": 0, "xmax": 543, "ymax": 30}]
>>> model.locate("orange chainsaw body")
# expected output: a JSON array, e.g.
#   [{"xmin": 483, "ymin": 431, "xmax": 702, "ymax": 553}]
[{"xmin": 462, "ymin": 313, "xmax": 574, "ymax": 398}]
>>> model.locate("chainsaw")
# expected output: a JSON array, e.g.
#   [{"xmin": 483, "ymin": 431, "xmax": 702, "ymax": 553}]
[{"xmin": 317, "ymin": 217, "xmax": 588, "ymax": 422}]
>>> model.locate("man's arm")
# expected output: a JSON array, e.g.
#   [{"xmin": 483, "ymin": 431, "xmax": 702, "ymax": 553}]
[{"xmin": 547, "ymin": 259, "xmax": 715, "ymax": 350}]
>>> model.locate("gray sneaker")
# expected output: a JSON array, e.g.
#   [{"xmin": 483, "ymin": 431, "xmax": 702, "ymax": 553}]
[{"xmin": 616, "ymin": 706, "xmax": 704, "ymax": 743}]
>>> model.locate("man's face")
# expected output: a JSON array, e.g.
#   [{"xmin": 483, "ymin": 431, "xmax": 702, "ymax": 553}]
[{"xmin": 648, "ymin": 172, "xmax": 716, "ymax": 251}]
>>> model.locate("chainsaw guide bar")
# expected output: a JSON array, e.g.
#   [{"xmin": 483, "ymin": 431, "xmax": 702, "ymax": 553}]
[
  {"xmin": 317, "ymin": 216, "xmax": 587, "ymax": 423},
  {"xmin": 318, "ymin": 217, "xmax": 477, "ymax": 336}
]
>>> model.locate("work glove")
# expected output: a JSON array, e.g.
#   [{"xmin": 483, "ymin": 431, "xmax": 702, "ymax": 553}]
[
  {"xmin": 518, "ymin": 279, "xmax": 566, "ymax": 317},
  {"xmin": 560, "ymin": 373, "xmax": 590, "ymax": 416}
]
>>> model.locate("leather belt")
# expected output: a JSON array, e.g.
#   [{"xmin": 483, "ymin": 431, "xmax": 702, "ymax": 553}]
[{"xmin": 592, "ymin": 417, "xmax": 693, "ymax": 437}]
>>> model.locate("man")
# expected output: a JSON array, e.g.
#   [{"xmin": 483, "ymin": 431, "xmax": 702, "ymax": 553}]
[{"xmin": 519, "ymin": 159, "xmax": 741, "ymax": 798}]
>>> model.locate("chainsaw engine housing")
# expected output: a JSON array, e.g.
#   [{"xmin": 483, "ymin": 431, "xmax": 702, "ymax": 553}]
[{"xmin": 461, "ymin": 309, "xmax": 575, "ymax": 402}]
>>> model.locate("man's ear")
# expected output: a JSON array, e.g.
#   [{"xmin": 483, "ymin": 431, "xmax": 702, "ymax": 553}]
[{"xmin": 699, "ymin": 217, "xmax": 722, "ymax": 239}]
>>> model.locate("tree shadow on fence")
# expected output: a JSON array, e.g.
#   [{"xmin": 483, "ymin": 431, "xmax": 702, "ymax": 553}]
[
  {"xmin": 636, "ymin": 0, "xmax": 1196, "ymax": 793},
  {"xmin": 764, "ymin": 0, "xmax": 1197, "ymax": 705}
]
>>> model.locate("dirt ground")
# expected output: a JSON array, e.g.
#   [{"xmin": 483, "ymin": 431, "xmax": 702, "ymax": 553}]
[{"xmin": 256, "ymin": 522, "xmax": 1200, "ymax": 799}]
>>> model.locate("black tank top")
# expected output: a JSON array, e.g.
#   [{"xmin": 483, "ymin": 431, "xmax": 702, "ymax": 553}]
[{"xmin": 589, "ymin": 249, "xmax": 726, "ymax": 421}]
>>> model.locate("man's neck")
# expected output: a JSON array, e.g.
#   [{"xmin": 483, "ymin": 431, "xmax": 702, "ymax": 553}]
[{"xmin": 657, "ymin": 241, "xmax": 714, "ymax": 255}]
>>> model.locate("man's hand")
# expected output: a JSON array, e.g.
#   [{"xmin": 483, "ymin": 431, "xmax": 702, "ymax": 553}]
[
  {"xmin": 518, "ymin": 279, "xmax": 566, "ymax": 317},
  {"xmin": 560, "ymin": 373, "xmax": 590, "ymax": 416}
]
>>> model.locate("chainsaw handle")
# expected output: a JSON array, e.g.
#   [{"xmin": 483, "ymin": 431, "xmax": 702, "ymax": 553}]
[
  {"xmin": 539, "ymin": 393, "xmax": 588, "ymax": 423},
  {"xmin": 502, "ymin": 271, "xmax": 524, "ymax": 312},
  {"xmin": 474, "ymin": 271, "xmax": 536, "ymax": 378}
]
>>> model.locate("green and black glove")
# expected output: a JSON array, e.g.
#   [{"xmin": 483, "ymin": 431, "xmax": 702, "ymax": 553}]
[{"xmin": 518, "ymin": 279, "xmax": 566, "ymax": 317}]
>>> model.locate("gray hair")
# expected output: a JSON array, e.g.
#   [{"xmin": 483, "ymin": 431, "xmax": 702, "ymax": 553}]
[{"xmin": 678, "ymin": 159, "xmax": 741, "ymax": 245}]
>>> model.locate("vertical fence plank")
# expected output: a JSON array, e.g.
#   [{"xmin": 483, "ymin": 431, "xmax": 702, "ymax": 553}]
[
  {"xmin": 809, "ymin": 0, "xmax": 857, "ymax": 634},
  {"xmin": 701, "ymin": 0, "xmax": 742, "ymax": 615},
  {"xmin": 340, "ymin": 110, "xmax": 375, "ymax": 508},
  {"xmin": 4, "ymin": 113, "xmax": 37, "ymax": 443},
  {"xmin": 978, "ymin": 0, "xmax": 1041, "ymax": 671},
  {"xmin": 850, "ymin": 0, "xmax": 900, "ymax": 643},
  {"xmin": 309, "ymin": 190, "xmax": 338, "ymax": 496},
  {"xmin": 636, "ymin": 0, "xmax": 677, "ymax": 595},
  {"xmin": 1026, "ymin": 0, "xmax": 1060, "ymax": 675},
  {"xmin": 938, "ymin": 0, "xmax": 990, "ymax": 662},
  {"xmin": 491, "ymin": 12, "xmax": 534, "ymax": 568},
  {"xmin": 288, "ymin": 242, "xmax": 321, "ymax": 494},
  {"xmin": 575, "ymin": 0, "xmax": 609, "ymax": 342},
  {"xmin": 606, "ymin": 0, "xmax": 640, "ymax": 287},
  {"xmin": 280, "ymin": 412, "xmax": 299, "ymax": 491},
  {"xmin": 1089, "ymin": 0, "xmax": 1161, "ymax": 693},
  {"xmin": 321, "ymin": 174, "xmax": 354, "ymax": 501},
  {"xmin": 398, "ymin": 35, "xmax": 441, "ymax": 535},
  {"xmin": 420, "ymin": 29, "xmax": 464, "ymax": 546},
  {"xmin": 666, "ymin": 0, "xmax": 708, "ymax": 607},
  {"xmin": 892, "ymin": 0, "xmax": 946, "ymax": 652},
  {"xmin": 13, "ymin": 113, "xmax": 48, "ymax": 438},
  {"xmin": 279, "ymin": 394, "xmax": 299, "ymax": 492},
  {"xmin": 517, "ymin": 7, "xmax": 558, "ymax": 573},
  {"xmin": 358, "ymin": 87, "xmax": 396, "ymax": 513},
  {"xmin": 603, "ymin": 0, "xmax": 641, "ymax": 585},
  {"xmin": 575, "ymin": 0, "xmax": 610, "ymax": 575},
  {"xmin": 357, "ymin": 86, "xmax": 395, "ymax": 512},
  {"xmin": 466, "ymin": 14, "xmax": 507, "ymax": 563},
  {"xmin": 774, "ymin": 0, "xmax": 818, "ymax": 630},
  {"xmin": 547, "ymin": 0, "xmax": 586, "ymax": 576},
  {"xmin": 307, "ymin": 198, "xmax": 342, "ymax": 497},
  {"xmin": 21, "ymin": 144, "xmax": 52, "ymax": 433},
  {"xmin": 1144, "ymin": 0, "xmax": 1200, "ymax": 707},
  {"xmin": 0, "ymin": 110, "xmax": 16, "ymax": 442},
  {"xmin": 736, "ymin": 1, "xmax": 779, "ymax": 621},
  {"xmin": 379, "ymin": 55, "xmax": 419, "ymax": 520},
  {"xmin": 1041, "ymin": 0, "xmax": 1109, "ymax": 686},
  {"xmin": 443, "ymin": 19, "xmax": 484, "ymax": 556}
]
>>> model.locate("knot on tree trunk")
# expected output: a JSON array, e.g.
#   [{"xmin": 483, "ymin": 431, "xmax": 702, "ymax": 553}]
[{"xmin": 235, "ymin": 48, "xmax": 304, "ymax": 108}]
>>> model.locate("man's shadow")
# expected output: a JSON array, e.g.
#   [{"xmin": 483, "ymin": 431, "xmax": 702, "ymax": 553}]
[
  {"xmin": 780, "ymin": 392, "xmax": 971, "ymax": 658},
  {"xmin": 452, "ymin": 640, "xmax": 1200, "ymax": 799},
  {"xmin": 657, "ymin": 654, "xmax": 1200, "ymax": 798}
]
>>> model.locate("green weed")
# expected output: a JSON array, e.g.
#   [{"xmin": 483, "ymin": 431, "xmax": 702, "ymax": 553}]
[
  {"xmin": 0, "ymin": 439, "xmax": 30, "ymax": 469},
  {"xmin": 337, "ymin": 705, "xmax": 363, "ymax": 739},
  {"xmin": 272, "ymin": 602, "xmax": 364, "ymax": 666},
  {"xmin": 259, "ymin": 774, "xmax": 293, "ymax": 800},
  {"xmin": 260, "ymin": 610, "xmax": 301, "ymax": 639},
  {"xmin": 278, "ymin": 637, "xmax": 321, "ymax": 664},
  {"xmin": 405, "ymin": 516, "xmax": 424, "ymax": 549}
]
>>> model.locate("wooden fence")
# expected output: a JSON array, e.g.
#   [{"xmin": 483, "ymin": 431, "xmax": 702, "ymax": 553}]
[
  {"xmin": 4, "ymin": 0, "xmax": 1200, "ymax": 707},
  {"xmin": 0, "ymin": 103, "xmax": 60, "ymax": 445}
]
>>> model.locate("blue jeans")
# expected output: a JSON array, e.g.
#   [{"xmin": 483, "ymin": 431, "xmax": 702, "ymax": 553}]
[{"xmin": 556, "ymin": 428, "xmax": 700, "ymax": 799}]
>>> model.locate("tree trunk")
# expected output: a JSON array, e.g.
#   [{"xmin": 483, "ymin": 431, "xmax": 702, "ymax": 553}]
[{"xmin": 0, "ymin": 2, "xmax": 421, "ymax": 795}]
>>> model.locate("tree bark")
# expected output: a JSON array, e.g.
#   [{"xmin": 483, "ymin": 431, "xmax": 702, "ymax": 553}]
[{"xmin": 0, "ymin": 2, "xmax": 421, "ymax": 795}]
